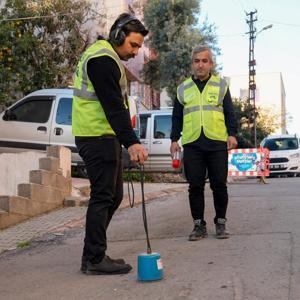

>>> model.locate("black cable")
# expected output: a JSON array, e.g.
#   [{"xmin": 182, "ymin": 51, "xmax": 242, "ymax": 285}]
[
  {"xmin": 126, "ymin": 169, "xmax": 135, "ymax": 208},
  {"xmin": 140, "ymin": 164, "xmax": 152, "ymax": 254}
]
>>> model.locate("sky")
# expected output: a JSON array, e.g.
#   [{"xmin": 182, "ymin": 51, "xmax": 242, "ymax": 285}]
[{"xmin": 200, "ymin": 0, "xmax": 300, "ymax": 134}]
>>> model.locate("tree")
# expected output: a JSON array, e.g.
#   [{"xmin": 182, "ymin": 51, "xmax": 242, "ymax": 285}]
[
  {"xmin": 232, "ymin": 97, "xmax": 280, "ymax": 148},
  {"xmin": 0, "ymin": 0, "xmax": 100, "ymax": 107},
  {"xmin": 143, "ymin": 0, "xmax": 219, "ymax": 102},
  {"xmin": 256, "ymin": 106, "xmax": 281, "ymax": 142}
]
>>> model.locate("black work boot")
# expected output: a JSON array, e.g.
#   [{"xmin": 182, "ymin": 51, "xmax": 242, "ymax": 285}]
[
  {"xmin": 85, "ymin": 256, "xmax": 132, "ymax": 275},
  {"xmin": 188, "ymin": 219, "xmax": 208, "ymax": 241},
  {"xmin": 215, "ymin": 218, "xmax": 229, "ymax": 239},
  {"xmin": 81, "ymin": 255, "xmax": 126, "ymax": 273}
]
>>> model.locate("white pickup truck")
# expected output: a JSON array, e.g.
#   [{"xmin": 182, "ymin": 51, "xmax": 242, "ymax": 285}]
[
  {"xmin": 137, "ymin": 109, "xmax": 181, "ymax": 172},
  {"xmin": 0, "ymin": 89, "xmax": 87, "ymax": 174},
  {"xmin": 0, "ymin": 89, "xmax": 180, "ymax": 175}
]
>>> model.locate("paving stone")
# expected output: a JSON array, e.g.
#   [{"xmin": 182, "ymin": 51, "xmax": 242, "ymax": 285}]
[{"xmin": 0, "ymin": 207, "xmax": 86, "ymax": 253}]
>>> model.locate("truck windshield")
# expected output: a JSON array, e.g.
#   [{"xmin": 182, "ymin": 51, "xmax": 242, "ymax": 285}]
[{"xmin": 263, "ymin": 138, "xmax": 299, "ymax": 151}]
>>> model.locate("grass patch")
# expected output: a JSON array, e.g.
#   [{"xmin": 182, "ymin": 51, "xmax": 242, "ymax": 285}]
[
  {"xmin": 16, "ymin": 240, "xmax": 31, "ymax": 249},
  {"xmin": 123, "ymin": 171, "xmax": 154, "ymax": 182},
  {"xmin": 72, "ymin": 166, "xmax": 154, "ymax": 182}
]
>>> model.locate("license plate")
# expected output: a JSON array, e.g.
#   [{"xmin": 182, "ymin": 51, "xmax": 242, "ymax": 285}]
[{"xmin": 270, "ymin": 164, "xmax": 284, "ymax": 169}]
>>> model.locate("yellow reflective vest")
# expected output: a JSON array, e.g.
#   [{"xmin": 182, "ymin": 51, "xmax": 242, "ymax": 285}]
[
  {"xmin": 177, "ymin": 75, "xmax": 228, "ymax": 145},
  {"xmin": 72, "ymin": 40, "xmax": 128, "ymax": 136}
]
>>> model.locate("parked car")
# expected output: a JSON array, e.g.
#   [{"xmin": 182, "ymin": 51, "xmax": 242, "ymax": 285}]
[
  {"xmin": 260, "ymin": 134, "xmax": 300, "ymax": 177},
  {"xmin": 0, "ymin": 89, "xmax": 181, "ymax": 176}
]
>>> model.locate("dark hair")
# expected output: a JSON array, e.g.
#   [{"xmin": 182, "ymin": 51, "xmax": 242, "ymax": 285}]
[{"xmin": 109, "ymin": 13, "xmax": 149, "ymax": 39}]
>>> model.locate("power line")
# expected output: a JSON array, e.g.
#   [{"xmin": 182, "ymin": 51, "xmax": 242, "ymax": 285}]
[
  {"xmin": 0, "ymin": 1, "xmax": 141, "ymax": 23},
  {"xmin": 0, "ymin": 2, "xmax": 128, "ymax": 23},
  {"xmin": 0, "ymin": 8, "xmax": 106, "ymax": 23},
  {"xmin": 211, "ymin": 20, "xmax": 299, "ymax": 39},
  {"xmin": 0, "ymin": 12, "xmax": 82, "ymax": 22},
  {"xmin": 261, "ymin": 19, "xmax": 300, "ymax": 28},
  {"xmin": 219, "ymin": 32, "xmax": 245, "ymax": 37},
  {"xmin": 231, "ymin": 0, "xmax": 247, "ymax": 14},
  {"xmin": 89, "ymin": 8, "xmax": 106, "ymax": 18}
]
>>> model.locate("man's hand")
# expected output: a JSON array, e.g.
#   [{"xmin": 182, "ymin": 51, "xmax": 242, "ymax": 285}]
[
  {"xmin": 128, "ymin": 143, "xmax": 148, "ymax": 165},
  {"xmin": 170, "ymin": 141, "xmax": 181, "ymax": 158},
  {"xmin": 227, "ymin": 136, "xmax": 238, "ymax": 150}
]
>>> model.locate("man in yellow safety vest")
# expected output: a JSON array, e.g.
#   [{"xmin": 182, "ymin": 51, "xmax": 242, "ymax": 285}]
[
  {"xmin": 170, "ymin": 45, "xmax": 238, "ymax": 241},
  {"xmin": 72, "ymin": 13, "xmax": 148, "ymax": 275}
]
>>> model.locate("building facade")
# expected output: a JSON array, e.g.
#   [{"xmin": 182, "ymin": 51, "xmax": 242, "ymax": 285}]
[{"xmin": 228, "ymin": 72, "xmax": 286, "ymax": 134}]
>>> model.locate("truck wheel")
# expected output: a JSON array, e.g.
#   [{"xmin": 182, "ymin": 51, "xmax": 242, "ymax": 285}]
[{"xmin": 77, "ymin": 166, "xmax": 88, "ymax": 178}]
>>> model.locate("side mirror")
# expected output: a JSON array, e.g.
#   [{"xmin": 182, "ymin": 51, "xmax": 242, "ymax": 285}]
[{"xmin": 3, "ymin": 109, "xmax": 17, "ymax": 121}]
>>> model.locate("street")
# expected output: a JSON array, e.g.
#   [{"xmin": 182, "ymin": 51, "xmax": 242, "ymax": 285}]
[{"xmin": 0, "ymin": 177, "xmax": 299, "ymax": 300}]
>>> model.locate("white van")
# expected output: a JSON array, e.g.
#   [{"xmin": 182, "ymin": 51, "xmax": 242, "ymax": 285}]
[{"xmin": 260, "ymin": 134, "xmax": 300, "ymax": 177}]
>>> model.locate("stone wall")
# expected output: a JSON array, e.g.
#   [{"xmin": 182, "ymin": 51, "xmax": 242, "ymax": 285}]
[
  {"xmin": 0, "ymin": 146, "xmax": 72, "ymax": 229},
  {"xmin": 0, "ymin": 151, "xmax": 45, "ymax": 196}
]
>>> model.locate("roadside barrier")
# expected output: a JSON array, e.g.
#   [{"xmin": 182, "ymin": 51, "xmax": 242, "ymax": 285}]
[{"xmin": 228, "ymin": 148, "xmax": 270, "ymax": 177}]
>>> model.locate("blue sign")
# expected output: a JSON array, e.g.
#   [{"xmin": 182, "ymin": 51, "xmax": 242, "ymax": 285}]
[{"xmin": 229, "ymin": 153, "xmax": 258, "ymax": 172}]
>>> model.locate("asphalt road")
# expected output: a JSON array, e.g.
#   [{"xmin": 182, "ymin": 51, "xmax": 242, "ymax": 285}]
[{"xmin": 0, "ymin": 177, "xmax": 299, "ymax": 300}]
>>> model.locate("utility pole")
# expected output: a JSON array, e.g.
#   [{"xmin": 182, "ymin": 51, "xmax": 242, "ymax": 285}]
[{"xmin": 246, "ymin": 10, "xmax": 257, "ymax": 148}]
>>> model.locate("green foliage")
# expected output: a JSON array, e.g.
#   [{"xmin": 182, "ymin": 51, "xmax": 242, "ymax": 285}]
[
  {"xmin": 256, "ymin": 106, "xmax": 281, "ymax": 143},
  {"xmin": 16, "ymin": 240, "xmax": 31, "ymax": 248},
  {"xmin": 232, "ymin": 97, "xmax": 279, "ymax": 148},
  {"xmin": 143, "ymin": 0, "xmax": 219, "ymax": 101},
  {"xmin": 0, "ymin": 0, "xmax": 98, "ymax": 107},
  {"xmin": 123, "ymin": 171, "xmax": 153, "ymax": 182},
  {"xmin": 232, "ymin": 97, "xmax": 253, "ymax": 148}
]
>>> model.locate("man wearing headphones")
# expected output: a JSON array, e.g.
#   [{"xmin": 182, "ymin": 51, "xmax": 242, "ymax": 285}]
[{"xmin": 72, "ymin": 13, "xmax": 149, "ymax": 275}]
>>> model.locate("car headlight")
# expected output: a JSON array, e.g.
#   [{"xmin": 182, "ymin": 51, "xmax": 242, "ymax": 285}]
[{"xmin": 290, "ymin": 153, "xmax": 300, "ymax": 159}]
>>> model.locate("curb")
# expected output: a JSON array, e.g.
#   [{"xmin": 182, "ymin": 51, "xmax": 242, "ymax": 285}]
[
  {"xmin": 64, "ymin": 185, "xmax": 188, "ymax": 208},
  {"xmin": 0, "ymin": 185, "xmax": 188, "ymax": 254},
  {"xmin": 53, "ymin": 186, "xmax": 188, "ymax": 232}
]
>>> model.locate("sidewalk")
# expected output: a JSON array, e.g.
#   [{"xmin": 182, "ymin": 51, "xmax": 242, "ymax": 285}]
[{"xmin": 0, "ymin": 178, "xmax": 187, "ymax": 254}]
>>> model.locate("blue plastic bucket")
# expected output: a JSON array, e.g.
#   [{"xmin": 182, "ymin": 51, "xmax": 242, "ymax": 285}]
[{"xmin": 137, "ymin": 252, "xmax": 164, "ymax": 281}]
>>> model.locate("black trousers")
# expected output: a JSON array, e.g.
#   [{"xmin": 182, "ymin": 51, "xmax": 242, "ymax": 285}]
[
  {"xmin": 75, "ymin": 136, "xmax": 123, "ymax": 264},
  {"xmin": 183, "ymin": 144, "xmax": 228, "ymax": 224}
]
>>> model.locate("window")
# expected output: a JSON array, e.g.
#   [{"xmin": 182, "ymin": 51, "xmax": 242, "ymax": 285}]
[
  {"xmin": 264, "ymin": 138, "xmax": 298, "ymax": 151},
  {"xmin": 139, "ymin": 114, "xmax": 150, "ymax": 139},
  {"xmin": 9, "ymin": 98, "xmax": 53, "ymax": 123},
  {"xmin": 154, "ymin": 115, "xmax": 171, "ymax": 139},
  {"xmin": 56, "ymin": 98, "xmax": 72, "ymax": 125}
]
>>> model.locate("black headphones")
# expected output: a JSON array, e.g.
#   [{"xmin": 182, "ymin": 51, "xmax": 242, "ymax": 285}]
[{"xmin": 109, "ymin": 15, "xmax": 138, "ymax": 46}]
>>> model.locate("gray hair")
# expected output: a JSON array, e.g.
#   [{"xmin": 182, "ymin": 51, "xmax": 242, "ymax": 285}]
[{"xmin": 191, "ymin": 45, "xmax": 214, "ymax": 63}]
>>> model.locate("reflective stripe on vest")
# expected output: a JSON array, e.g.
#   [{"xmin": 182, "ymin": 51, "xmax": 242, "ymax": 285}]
[
  {"xmin": 74, "ymin": 48, "xmax": 126, "ymax": 101},
  {"xmin": 73, "ymin": 88, "xmax": 97, "ymax": 100},
  {"xmin": 72, "ymin": 40, "xmax": 128, "ymax": 136},
  {"xmin": 177, "ymin": 75, "xmax": 228, "ymax": 145},
  {"xmin": 183, "ymin": 105, "xmax": 223, "ymax": 115}
]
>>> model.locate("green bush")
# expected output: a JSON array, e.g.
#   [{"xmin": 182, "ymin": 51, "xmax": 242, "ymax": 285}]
[{"xmin": 123, "ymin": 171, "xmax": 154, "ymax": 182}]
